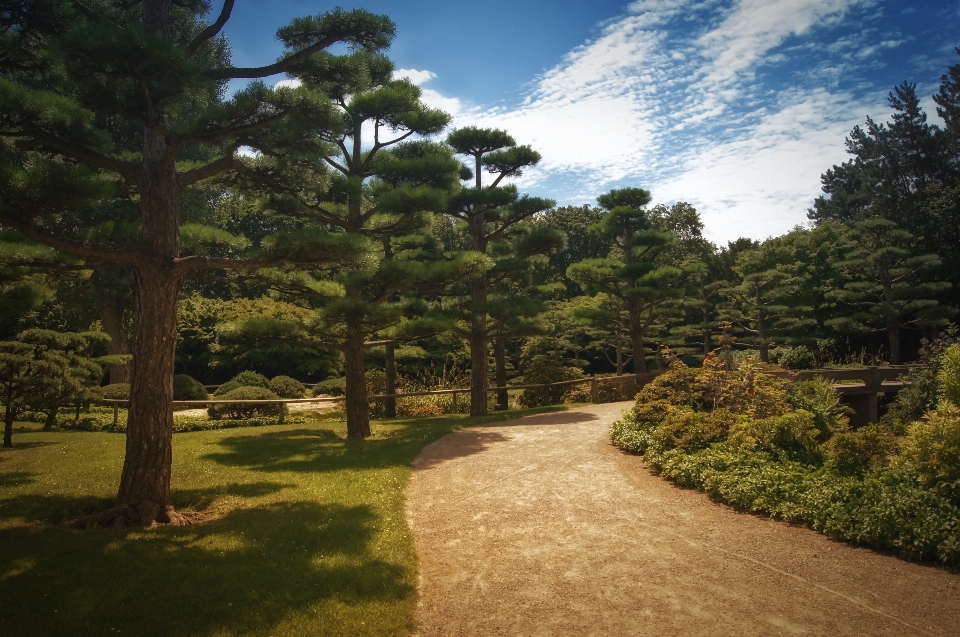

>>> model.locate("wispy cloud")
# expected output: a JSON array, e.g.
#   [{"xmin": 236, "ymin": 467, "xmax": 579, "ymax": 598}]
[{"xmin": 429, "ymin": 0, "xmax": 912, "ymax": 243}]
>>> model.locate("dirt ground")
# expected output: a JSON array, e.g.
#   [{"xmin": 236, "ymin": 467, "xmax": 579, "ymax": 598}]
[{"xmin": 406, "ymin": 402, "xmax": 960, "ymax": 636}]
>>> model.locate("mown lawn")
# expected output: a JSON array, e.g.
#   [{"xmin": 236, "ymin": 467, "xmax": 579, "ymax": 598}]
[{"xmin": 0, "ymin": 407, "xmax": 565, "ymax": 637}]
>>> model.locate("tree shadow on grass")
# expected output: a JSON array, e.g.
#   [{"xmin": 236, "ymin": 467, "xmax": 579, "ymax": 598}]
[
  {"xmin": 0, "ymin": 500, "xmax": 410, "ymax": 637},
  {"xmin": 0, "ymin": 471, "xmax": 38, "ymax": 489}
]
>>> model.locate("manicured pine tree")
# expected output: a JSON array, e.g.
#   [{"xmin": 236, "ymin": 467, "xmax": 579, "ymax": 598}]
[
  {"xmin": 567, "ymin": 188, "xmax": 703, "ymax": 375},
  {"xmin": 0, "ymin": 0, "xmax": 396, "ymax": 525},
  {"xmin": 564, "ymin": 293, "xmax": 634, "ymax": 375},
  {"xmin": 233, "ymin": 52, "xmax": 486, "ymax": 436},
  {"xmin": 826, "ymin": 218, "xmax": 955, "ymax": 364},
  {"xmin": 444, "ymin": 127, "xmax": 558, "ymax": 415}
]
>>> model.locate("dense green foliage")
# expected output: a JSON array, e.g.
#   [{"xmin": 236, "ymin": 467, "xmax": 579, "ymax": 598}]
[
  {"xmin": 610, "ymin": 347, "xmax": 960, "ymax": 564},
  {"xmin": 172, "ymin": 374, "xmax": 208, "ymax": 400}
]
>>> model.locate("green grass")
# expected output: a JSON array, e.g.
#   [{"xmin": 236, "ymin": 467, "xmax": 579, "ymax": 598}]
[{"xmin": 0, "ymin": 406, "xmax": 566, "ymax": 637}]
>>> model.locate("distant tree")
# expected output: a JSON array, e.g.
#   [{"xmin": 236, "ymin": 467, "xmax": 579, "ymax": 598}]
[
  {"xmin": 564, "ymin": 293, "xmax": 633, "ymax": 375},
  {"xmin": 444, "ymin": 127, "xmax": 558, "ymax": 415},
  {"xmin": 827, "ymin": 219, "xmax": 955, "ymax": 364},
  {"xmin": 527, "ymin": 205, "xmax": 608, "ymax": 296},
  {"xmin": 567, "ymin": 188, "xmax": 703, "ymax": 374}
]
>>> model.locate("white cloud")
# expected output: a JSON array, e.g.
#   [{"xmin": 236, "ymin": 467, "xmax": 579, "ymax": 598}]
[
  {"xmin": 393, "ymin": 68, "xmax": 437, "ymax": 85},
  {"xmin": 434, "ymin": 0, "xmax": 896, "ymax": 243},
  {"xmin": 273, "ymin": 78, "xmax": 302, "ymax": 90}
]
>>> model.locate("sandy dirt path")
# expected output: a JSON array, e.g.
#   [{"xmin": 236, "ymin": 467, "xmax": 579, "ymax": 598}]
[{"xmin": 406, "ymin": 402, "xmax": 960, "ymax": 636}]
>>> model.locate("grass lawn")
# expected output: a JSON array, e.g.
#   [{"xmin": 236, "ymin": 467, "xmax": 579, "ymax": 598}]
[{"xmin": 0, "ymin": 406, "xmax": 566, "ymax": 637}]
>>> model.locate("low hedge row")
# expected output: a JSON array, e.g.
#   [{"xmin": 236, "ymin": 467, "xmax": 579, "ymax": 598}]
[{"xmin": 59, "ymin": 413, "xmax": 306, "ymax": 434}]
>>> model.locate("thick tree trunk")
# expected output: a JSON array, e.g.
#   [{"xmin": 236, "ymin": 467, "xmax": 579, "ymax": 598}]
[
  {"xmin": 494, "ymin": 335, "xmax": 508, "ymax": 410},
  {"xmin": 116, "ymin": 266, "xmax": 181, "ymax": 526},
  {"xmin": 101, "ymin": 289, "xmax": 132, "ymax": 384},
  {"xmin": 43, "ymin": 405, "xmax": 58, "ymax": 432},
  {"xmin": 469, "ymin": 279, "xmax": 488, "ymax": 416},
  {"xmin": 384, "ymin": 341, "xmax": 396, "ymax": 418},
  {"xmin": 629, "ymin": 308, "xmax": 646, "ymax": 375},
  {"xmin": 616, "ymin": 339, "xmax": 624, "ymax": 376},
  {"xmin": 343, "ymin": 329, "xmax": 371, "ymax": 438}
]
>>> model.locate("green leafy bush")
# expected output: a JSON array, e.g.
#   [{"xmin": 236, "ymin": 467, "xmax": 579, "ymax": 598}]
[
  {"xmin": 825, "ymin": 425, "xmax": 898, "ymax": 476},
  {"xmin": 649, "ymin": 408, "xmax": 741, "ymax": 456},
  {"xmin": 101, "ymin": 383, "xmax": 130, "ymax": 400},
  {"xmin": 882, "ymin": 333, "xmax": 954, "ymax": 432},
  {"xmin": 231, "ymin": 370, "xmax": 270, "ymax": 389},
  {"xmin": 173, "ymin": 374, "xmax": 208, "ymax": 400},
  {"xmin": 901, "ymin": 403, "xmax": 960, "ymax": 487},
  {"xmin": 208, "ymin": 386, "xmax": 284, "ymax": 420},
  {"xmin": 60, "ymin": 412, "xmax": 305, "ymax": 434},
  {"xmin": 269, "ymin": 375, "xmax": 305, "ymax": 399},
  {"xmin": 213, "ymin": 380, "xmax": 241, "ymax": 396},
  {"xmin": 312, "ymin": 377, "xmax": 347, "ymax": 396},
  {"xmin": 770, "ymin": 346, "xmax": 816, "ymax": 370},
  {"xmin": 728, "ymin": 410, "xmax": 822, "ymax": 463},
  {"xmin": 937, "ymin": 343, "xmax": 960, "ymax": 406},
  {"xmin": 788, "ymin": 376, "xmax": 851, "ymax": 438}
]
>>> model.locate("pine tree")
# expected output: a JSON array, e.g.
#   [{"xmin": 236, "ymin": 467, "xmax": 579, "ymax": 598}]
[
  {"xmin": 0, "ymin": 0, "xmax": 396, "ymax": 525},
  {"xmin": 567, "ymin": 188, "xmax": 703, "ymax": 375},
  {"xmin": 444, "ymin": 127, "xmax": 558, "ymax": 415}
]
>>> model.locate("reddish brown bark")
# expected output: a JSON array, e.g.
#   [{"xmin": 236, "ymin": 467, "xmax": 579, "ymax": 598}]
[{"xmin": 343, "ymin": 328, "xmax": 371, "ymax": 438}]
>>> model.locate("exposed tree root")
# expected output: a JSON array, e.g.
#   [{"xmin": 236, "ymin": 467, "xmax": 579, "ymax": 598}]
[{"xmin": 61, "ymin": 501, "xmax": 192, "ymax": 529}]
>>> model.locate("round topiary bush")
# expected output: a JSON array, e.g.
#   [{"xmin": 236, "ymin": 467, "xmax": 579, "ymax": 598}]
[
  {"xmin": 312, "ymin": 377, "xmax": 347, "ymax": 397},
  {"xmin": 102, "ymin": 383, "xmax": 131, "ymax": 400},
  {"xmin": 208, "ymin": 386, "xmax": 285, "ymax": 420},
  {"xmin": 214, "ymin": 379, "xmax": 241, "ymax": 396},
  {"xmin": 270, "ymin": 375, "xmax": 305, "ymax": 399},
  {"xmin": 173, "ymin": 374, "xmax": 208, "ymax": 400},
  {"xmin": 231, "ymin": 370, "xmax": 270, "ymax": 389}
]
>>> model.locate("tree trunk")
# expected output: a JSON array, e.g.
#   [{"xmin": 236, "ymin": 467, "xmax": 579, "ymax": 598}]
[
  {"xmin": 43, "ymin": 405, "xmax": 58, "ymax": 432},
  {"xmin": 3, "ymin": 405, "xmax": 13, "ymax": 448},
  {"xmin": 888, "ymin": 320, "xmax": 901, "ymax": 365},
  {"xmin": 629, "ymin": 308, "xmax": 646, "ymax": 375},
  {"xmin": 469, "ymin": 279, "xmax": 488, "ymax": 416},
  {"xmin": 616, "ymin": 338, "xmax": 624, "ymax": 376},
  {"xmin": 101, "ymin": 289, "xmax": 132, "ymax": 384},
  {"xmin": 116, "ymin": 265, "xmax": 181, "ymax": 526},
  {"xmin": 384, "ymin": 341, "xmax": 396, "ymax": 418},
  {"xmin": 343, "ymin": 329, "xmax": 371, "ymax": 438},
  {"xmin": 494, "ymin": 335, "xmax": 508, "ymax": 410},
  {"xmin": 757, "ymin": 304, "xmax": 769, "ymax": 363}
]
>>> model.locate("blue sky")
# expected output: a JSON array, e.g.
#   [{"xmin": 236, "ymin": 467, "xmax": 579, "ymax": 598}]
[{"xmin": 222, "ymin": 0, "xmax": 960, "ymax": 244}]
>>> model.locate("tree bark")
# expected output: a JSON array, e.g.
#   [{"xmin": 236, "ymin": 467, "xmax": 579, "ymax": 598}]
[
  {"xmin": 343, "ymin": 328, "xmax": 371, "ymax": 438},
  {"xmin": 384, "ymin": 341, "xmax": 396, "ymax": 418},
  {"xmin": 616, "ymin": 338, "xmax": 624, "ymax": 376},
  {"xmin": 3, "ymin": 405, "xmax": 14, "ymax": 448},
  {"xmin": 494, "ymin": 335, "xmax": 508, "ymax": 410},
  {"xmin": 469, "ymin": 278, "xmax": 488, "ymax": 416},
  {"xmin": 43, "ymin": 405, "xmax": 58, "ymax": 432},
  {"xmin": 888, "ymin": 320, "xmax": 902, "ymax": 365},
  {"xmin": 100, "ymin": 289, "xmax": 132, "ymax": 384},
  {"xmin": 629, "ymin": 307, "xmax": 646, "ymax": 375}
]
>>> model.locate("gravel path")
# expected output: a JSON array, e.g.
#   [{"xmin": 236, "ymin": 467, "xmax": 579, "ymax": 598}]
[{"xmin": 406, "ymin": 402, "xmax": 960, "ymax": 636}]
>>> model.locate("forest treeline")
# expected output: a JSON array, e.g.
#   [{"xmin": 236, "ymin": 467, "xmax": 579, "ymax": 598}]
[{"xmin": 0, "ymin": 2, "xmax": 958, "ymax": 523}]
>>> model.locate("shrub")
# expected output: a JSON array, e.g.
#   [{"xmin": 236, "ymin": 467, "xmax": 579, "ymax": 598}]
[
  {"xmin": 173, "ymin": 374, "xmax": 208, "ymax": 400},
  {"xmin": 770, "ymin": 346, "xmax": 816, "ymax": 370},
  {"xmin": 101, "ymin": 383, "xmax": 130, "ymax": 400},
  {"xmin": 882, "ymin": 333, "xmax": 955, "ymax": 432},
  {"xmin": 312, "ymin": 377, "xmax": 347, "ymax": 396},
  {"xmin": 396, "ymin": 396, "xmax": 444, "ymax": 418},
  {"xmin": 269, "ymin": 375, "xmax": 305, "ymax": 399},
  {"xmin": 231, "ymin": 370, "xmax": 270, "ymax": 389},
  {"xmin": 825, "ymin": 425, "xmax": 898, "ymax": 476},
  {"xmin": 937, "ymin": 343, "xmax": 960, "ymax": 406},
  {"xmin": 649, "ymin": 408, "xmax": 740, "ymax": 456},
  {"xmin": 208, "ymin": 386, "xmax": 284, "ymax": 420},
  {"xmin": 728, "ymin": 410, "xmax": 822, "ymax": 463},
  {"xmin": 900, "ymin": 402, "xmax": 960, "ymax": 487},
  {"xmin": 788, "ymin": 376, "xmax": 851, "ymax": 439},
  {"xmin": 366, "ymin": 369, "xmax": 386, "ymax": 395},
  {"xmin": 214, "ymin": 380, "xmax": 241, "ymax": 396}
]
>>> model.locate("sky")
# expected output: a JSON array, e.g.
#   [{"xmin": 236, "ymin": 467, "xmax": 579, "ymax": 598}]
[{"xmin": 221, "ymin": 0, "xmax": 960, "ymax": 245}]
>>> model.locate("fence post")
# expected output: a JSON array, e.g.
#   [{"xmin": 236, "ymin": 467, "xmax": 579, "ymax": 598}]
[
  {"xmin": 278, "ymin": 402, "xmax": 285, "ymax": 424},
  {"xmin": 113, "ymin": 403, "xmax": 119, "ymax": 425},
  {"xmin": 591, "ymin": 378, "xmax": 600, "ymax": 404},
  {"xmin": 452, "ymin": 390, "xmax": 458, "ymax": 412}
]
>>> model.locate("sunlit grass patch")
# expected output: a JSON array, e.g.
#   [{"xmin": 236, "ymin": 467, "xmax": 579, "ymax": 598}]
[{"xmin": 0, "ymin": 405, "xmax": 565, "ymax": 637}]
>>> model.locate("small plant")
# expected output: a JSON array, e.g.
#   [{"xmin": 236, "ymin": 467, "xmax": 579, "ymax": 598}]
[
  {"xmin": 208, "ymin": 386, "xmax": 284, "ymax": 420},
  {"xmin": 825, "ymin": 425, "xmax": 898, "ymax": 476},
  {"xmin": 788, "ymin": 376, "xmax": 852, "ymax": 439},
  {"xmin": 269, "ymin": 375, "xmax": 305, "ymax": 399},
  {"xmin": 173, "ymin": 374, "xmax": 208, "ymax": 400},
  {"xmin": 900, "ymin": 402, "xmax": 960, "ymax": 487},
  {"xmin": 230, "ymin": 370, "xmax": 270, "ymax": 389},
  {"xmin": 936, "ymin": 343, "xmax": 960, "ymax": 406},
  {"xmin": 102, "ymin": 383, "xmax": 131, "ymax": 400},
  {"xmin": 770, "ymin": 346, "xmax": 816, "ymax": 370},
  {"xmin": 213, "ymin": 379, "xmax": 241, "ymax": 396},
  {"xmin": 312, "ymin": 377, "xmax": 347, "ymax": 397}
]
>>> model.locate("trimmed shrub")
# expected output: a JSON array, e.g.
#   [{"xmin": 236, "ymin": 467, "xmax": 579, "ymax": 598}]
[
  {"xmin": 270, "ymin": 375, "xmax": 305, "ymax": 399},
  {"xmin": 901, "ymin": 402, "xmax": 960, "ymax": 487},
  {"xmin": 650, "ymin": 408, "xmax": 740, "ymax": 456},
  {"xmin": 208, "ymin": 386, "xmax": 284, "ymax": 420},
  {"xmin": 214, "ymin": 379, "xmax": 241, "ymax": 396},
  {"xmin": 728, "ymin": 410, "xmax": 822, "ymax": 463},
  {"xmin": 312, "ymin": 377, "xmax": 346, "ymax": 397},
  {"xmin": 173, "ymin": 374, "xmax": 208, "ymax": 400},
  {"xmin": 102, "ymin": 383, "xmax": 130, "ymax": 400},
  {"xmin": 770, "ymin": 346, "xmax": 816, "ymax": 370},
  {"xmin": 825, "ymin": 425, "xmax": 898, "ymax": 476},
  {"xmin": 231, "ymin": 370, "xmax": 270, "ymax": 389}
]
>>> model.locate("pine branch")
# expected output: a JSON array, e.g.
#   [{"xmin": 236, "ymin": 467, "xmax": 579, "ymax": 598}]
[
  {"xmin": 19, "ymin": 132, "xmax": 137, "ymax": 180},
  {"xmin": 178, "ymin": 150, "xmax": 239, "ymax": 187},
  {"xmin": 187, "ymin": 0, "xmax": 235, "ymax": 54},
  {"xmin": 204, "ymin": 35, "xmax": 342, "ymax": 80},
  {"xmin": 0, "ymin": 213, "xmax": 140, "ymax": 265}
]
